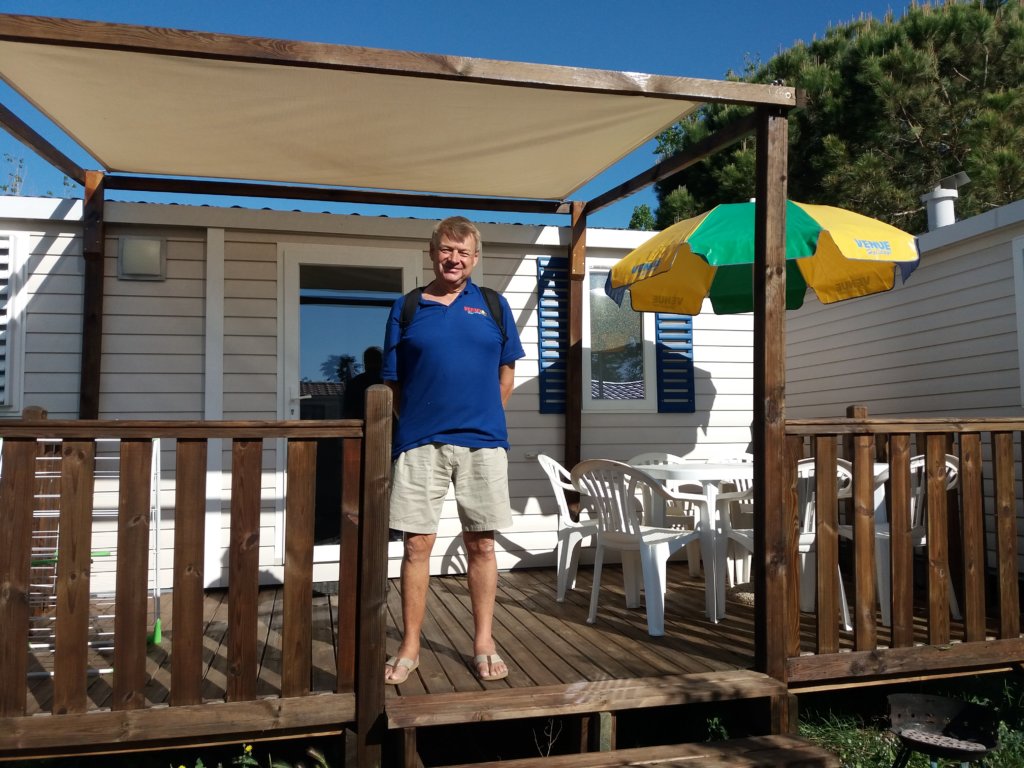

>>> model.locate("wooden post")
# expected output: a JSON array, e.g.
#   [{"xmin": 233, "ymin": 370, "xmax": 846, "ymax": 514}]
[
  {"xmin": 0, "ymin": 429, "xmax": 38, "ymax": 717},
  {"xmin": 925, "ymin": 434, "xmax": 951, "ymax": 646},
  {"xmin": 79, "ymin": 170, "xmax": 105, "ymax": 420},
  {"xmin": 842, "ymin": 405, "xmax": 871, "ymax": 530},
  {"xmin": 112, "ymin": 438, "xmax": 154, "ymax": 710},
  {"xmin": 226, "ymin": 438, "xmax": 262, "ymax": 702},
  {"xmin": 337, "ymin": 435, "xmax": 362, "ymax": 691},
  {"xmin": 564, "ymin": 201, "xmax": 586, "ymax": 471},
  {"xmin": 852, "ymin": 431, "xmax": 878, "ymax": 651},
  {"xmin": 170, "ymin": 437, "xmax": 208, "ymax": 706},
  {"xmin": 752, "ymin": 105, "xmax": 790, "ymax": 692},
  {"xmin": 53, "ymin": 438, "xmax": 97, "ymax": 714},
  {"xmin": 958, "ymin": 432, "xmax": 986, "ymax": 642},
  {"xmin": 282, "ymin": 437, "xmax": 316, "ymax": 698},
  {"xmin": 993, "ymin": 432, "xmax": 1019, "ymax": 639},
  {"xmin": 356, "ymin": 384, "xmax": 392, "ymax": 768},
  {"xmin": 889, "ymin": 434, "xmax": 913, "ymax": 647}
]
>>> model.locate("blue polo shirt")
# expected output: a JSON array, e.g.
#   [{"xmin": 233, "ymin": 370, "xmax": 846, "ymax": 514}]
[{"xmin": 381, "ymin": 280, "xmax": 524, "ymax": 458}]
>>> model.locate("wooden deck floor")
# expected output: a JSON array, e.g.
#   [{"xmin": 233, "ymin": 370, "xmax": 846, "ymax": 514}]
[
  {"xmin": 383, "ymin": 565, "xmax": 757, "ymax": 698},
  {"xmin": 23, "ymin": 562, "xmax": 946, "ymax": 715}
]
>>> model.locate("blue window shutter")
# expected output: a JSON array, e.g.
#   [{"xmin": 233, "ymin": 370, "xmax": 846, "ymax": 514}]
[
  {"xmin": 655, "ymin": 313, "xmax": 695, "ymax": 413},
  {"xmin": 536, "ymin": 255, "xmax": 568, "ymax": 414}
]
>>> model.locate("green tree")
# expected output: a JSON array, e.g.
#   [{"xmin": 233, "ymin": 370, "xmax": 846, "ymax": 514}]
[
  {"xmin": 1, "ymin": 153, "xmax": 24, "ymax": 195},
  {"xmin": 316, "ymin": 353, "xmax": 358, "ymax": 383},
  {"xmin": 641, "ymin": 1, "xmax": 1024, "ymax": 234},
  {"xmin": 628, "ymin": 203, "xmax": 656, "ymax": 230}
]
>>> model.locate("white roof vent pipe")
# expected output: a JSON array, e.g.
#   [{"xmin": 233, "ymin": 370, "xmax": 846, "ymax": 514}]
[{"xmin": 920, "ymin": 171, "xmax": 970, "ymax": 231}]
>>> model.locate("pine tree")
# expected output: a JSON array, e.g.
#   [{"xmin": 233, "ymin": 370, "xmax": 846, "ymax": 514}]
[{"xmin": 647, "ymin": 1, "xmax": 1024, "ymax": 234}]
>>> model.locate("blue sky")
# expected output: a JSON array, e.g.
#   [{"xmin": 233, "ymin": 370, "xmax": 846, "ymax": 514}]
[{"xmin": 0, "ymin": 0, "xmax": 906, "ymax": 227}]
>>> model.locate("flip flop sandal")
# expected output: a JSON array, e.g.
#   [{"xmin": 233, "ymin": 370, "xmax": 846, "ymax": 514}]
[
  {"xmin": 384, "ymin": 656, "xmax": 419, "ymax": 685},
  {"xmin": 473, "ymin": 653, "xmax": 509, "ymax": 682}
]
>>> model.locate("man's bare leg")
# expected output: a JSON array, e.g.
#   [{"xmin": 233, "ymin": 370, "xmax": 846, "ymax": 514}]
[
  {"xmin": 385, "ymin": 531, "xmax": 435, "ymax": 682},
  {"xmin": 463, "ymin": 529, "xmax": 507, "ymax": 679}
]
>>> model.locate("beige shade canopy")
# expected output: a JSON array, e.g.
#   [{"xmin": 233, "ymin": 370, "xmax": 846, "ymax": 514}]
[{"xmin": 0, "ymin": 15, "xmax": 797, "ymax": 203}]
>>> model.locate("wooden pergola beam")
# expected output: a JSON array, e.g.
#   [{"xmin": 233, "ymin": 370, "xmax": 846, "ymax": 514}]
[
  {"xmin": 565, "ymin": 202, "xmax": 587, "ymax": 471},
  {"xmin": 105, "ymin": 176, "xmax": 565, "ymax": 216},
  {"xmin": 0, "ymin": 101, "xmax": 85, "ymax": 185},
  {"xmin": 0, "ymin": 15, "xmax": 798, "ymax": 108},
  {"xmin": 584, "ymin": 112, "xmax": 758, "ymax": 216},
  {"xmin": 79, "ymin": 170, "xmax": 105, "ymax": 419}
]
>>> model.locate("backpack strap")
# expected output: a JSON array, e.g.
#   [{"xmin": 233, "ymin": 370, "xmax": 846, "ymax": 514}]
[
  {"xmin": 398, "ymin": 287, "xmax": 424, "ymax": 333},
  {"xmin": 398, "ymin": 284, "xmax": 506, "ymax": 344},
  {"xmin": 479, "ymin": 285, "xmax": 508, "ymax": 345}
]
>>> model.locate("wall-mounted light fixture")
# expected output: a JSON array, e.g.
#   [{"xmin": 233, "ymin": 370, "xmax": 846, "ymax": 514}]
[{"xmin": 118, "ymin": 236, "xmax": 166, "ymax": 280}]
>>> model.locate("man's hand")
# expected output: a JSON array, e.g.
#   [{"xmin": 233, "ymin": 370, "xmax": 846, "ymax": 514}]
[{"xmin": 499, "ymin": 363, "xmax": 515, "ymax": 406}]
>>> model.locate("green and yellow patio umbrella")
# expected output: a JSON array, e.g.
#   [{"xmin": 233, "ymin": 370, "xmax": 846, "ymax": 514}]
[{"xmin": 606, "ymin": 200, "xmax": 920, "ymax": 315}]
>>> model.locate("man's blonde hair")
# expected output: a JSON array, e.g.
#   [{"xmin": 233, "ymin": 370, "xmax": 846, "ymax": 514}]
[{"xmin": 430, "ymin": 216, "xmax": 482, "ymax": 256}]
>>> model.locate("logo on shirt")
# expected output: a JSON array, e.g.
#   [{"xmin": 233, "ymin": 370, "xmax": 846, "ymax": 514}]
[{"xmin": 464, "ymin": 307, "xmax": 488, "ymax": 317}]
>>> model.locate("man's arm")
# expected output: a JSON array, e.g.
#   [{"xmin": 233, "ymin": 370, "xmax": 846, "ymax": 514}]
[{"xmin": 499, "ymin": 363, "xmax": 515, "ymax": 407}]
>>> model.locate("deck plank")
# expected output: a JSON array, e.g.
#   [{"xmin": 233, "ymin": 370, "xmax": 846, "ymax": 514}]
[
  {"xmin": 416, "ymin": 575, "xmax": 482, "ymax": 691},
  {"xmin": 517, "ymin": 568, "xmax": 701, "ymax": 676},
  {"xmin": 442, "ymin": 573, "xmax": 563, "ymax": 686},
  {"xmin": 383, "ymin": 577, "xmax": 433, "ymax": 696},
  {"xmin": 493, "ymin": 569, "xmax": 649, "ymax": 681}
]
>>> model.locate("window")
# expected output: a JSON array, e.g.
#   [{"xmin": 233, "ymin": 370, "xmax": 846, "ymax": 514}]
[
  {"xmin": 584, "ymin": 260, "xmax": 654, "ymax": 410},
  {"xmin": 536, "ymin": 255, "xmax": 695, "ymax": 414}
]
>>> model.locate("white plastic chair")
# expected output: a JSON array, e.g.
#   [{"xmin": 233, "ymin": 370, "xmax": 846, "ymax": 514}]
[
  {"xmin": 713, "ymin": 486, "xmax": 755, "ymax": 588},
  {"xmin": 627, "ymin": 452, "xmax": 702, "ymax": 575},
  {"xmin": 796, "ymin": 457, "xmax": 854, "ymax": 631},
  {"xmin": 840, "ymin": 454, "xmax": 961, "ymax": 626},
  {"xmin": 537, "ymin": 453, "xmax": 600, "ymax": 602},
  {"xmin": 714, "ymin": 454, "xmax": 756, "ymax": 586},
  {"xmin": 571, "ymin": 459, "xmax": 707, "ymax": 636},
  {"xmin": 721, "ymin": 457, "xmax": 853, "ymax": 630}
]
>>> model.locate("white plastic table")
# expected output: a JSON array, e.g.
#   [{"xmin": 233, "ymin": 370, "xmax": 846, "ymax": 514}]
[{"xmin": 638, "ymin": 461, "xmax": 754, "ymax": 623}]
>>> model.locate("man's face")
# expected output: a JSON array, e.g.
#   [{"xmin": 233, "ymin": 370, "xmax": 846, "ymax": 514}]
[{"xmin": 430, "ymin": 234, "xmax": 479, "ymax": 290}]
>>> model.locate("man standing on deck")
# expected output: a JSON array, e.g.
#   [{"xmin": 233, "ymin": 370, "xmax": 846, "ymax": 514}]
[{"xmin": 381, "ymin": 216, "xmax": 524, "ymax": 685}]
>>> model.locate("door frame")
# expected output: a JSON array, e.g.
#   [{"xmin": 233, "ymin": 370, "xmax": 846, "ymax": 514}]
[{"xmin": 276, "ymin": 242, "xmax": 422, "ymax": 565}]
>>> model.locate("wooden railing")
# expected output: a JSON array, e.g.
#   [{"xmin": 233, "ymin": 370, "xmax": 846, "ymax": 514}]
[
  {"xmin": 782, "ymin": 414, "xmax": 1023, "ymax": 687},
  {"xmin": 0, "ymin": 386, "xmax": 393, "ymax": 764}
]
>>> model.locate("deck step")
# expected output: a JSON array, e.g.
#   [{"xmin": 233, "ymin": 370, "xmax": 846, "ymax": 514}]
[
  {"xmin": 386, "ymin": 669, "xmax": 787, "ymax": 729},
  {"xmin": 444, "ymin": 734, "xmax": 839, "ymax": 767}
]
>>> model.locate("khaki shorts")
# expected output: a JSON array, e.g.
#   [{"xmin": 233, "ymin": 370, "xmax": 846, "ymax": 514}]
[{"xmin": 389, "ymin": 443, "xmax": 512, "ymax": 534}]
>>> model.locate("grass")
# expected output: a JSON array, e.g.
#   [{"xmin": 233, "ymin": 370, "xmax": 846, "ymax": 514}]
[{"xmin": 798, "ymin": 670, "xmax": 1024, "ymax": 767}]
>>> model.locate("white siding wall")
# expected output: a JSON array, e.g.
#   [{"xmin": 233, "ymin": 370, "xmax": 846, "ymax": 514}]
[
  {"xmin": 221, "ymin": 239, "xmax": 281, "ymax": 578},
  {"xmin": 787, "ymin": 234, "xmax": 1020, "ymax": 419},
  {"xmin": 19, "ymin": 227, "xmax": 83, "ymax": 418},
  {"xmin": 100, "ymin": 232, "xmax": 207, "ymax": 418},
  {"xmin": 223, "ymin": 239, "xmax": 279, "ymax": 418}
]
